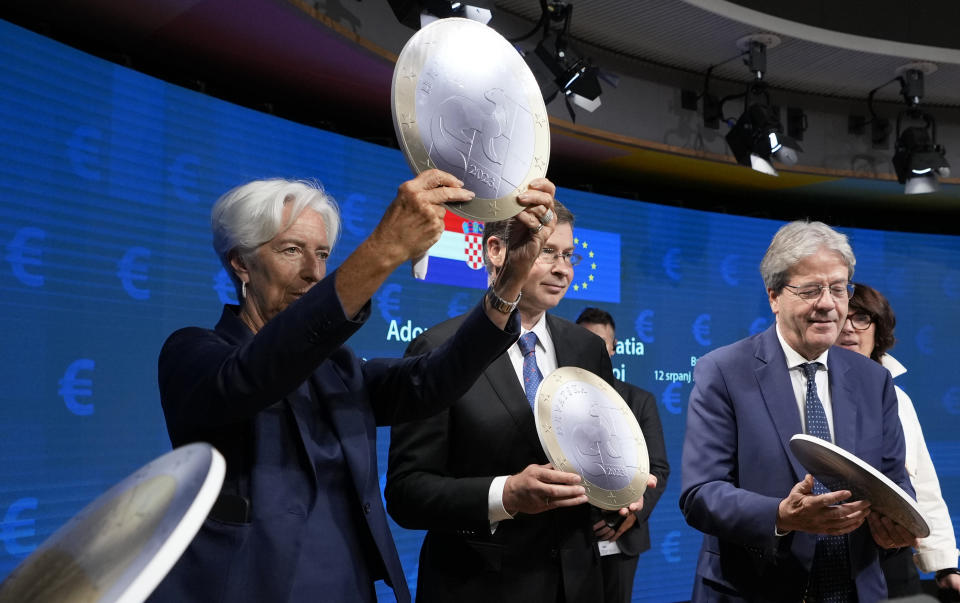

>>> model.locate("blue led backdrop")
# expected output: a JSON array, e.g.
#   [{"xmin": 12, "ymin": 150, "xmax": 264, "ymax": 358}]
[{"xmin": 1, "ymin": 18, "xmax": 958, "ymax": 602}]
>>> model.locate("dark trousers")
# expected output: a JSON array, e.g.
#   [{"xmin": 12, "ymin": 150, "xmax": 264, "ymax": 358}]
[
  {"xmin": 881, "ymin": 547, "xmax": 922, "ymax": 598},
  {"xmin": 600, "ymin": 553, "xmax": 640, "ymax": 603}
]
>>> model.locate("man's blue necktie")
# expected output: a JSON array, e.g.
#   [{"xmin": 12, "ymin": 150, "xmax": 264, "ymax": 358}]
[
  {"xmin": 801, "ymin": 362, "xmax": 854, "ymax": 603},
  {"xmin": 517, "ymin": 332, "xmax": 543, "ymax": 408}
]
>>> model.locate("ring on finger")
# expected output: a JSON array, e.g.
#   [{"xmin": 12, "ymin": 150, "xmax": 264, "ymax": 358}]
[
  {"xmin": 538, "ymin": 208, "xmax": 554, "ymax": 225},
  {"xmin": 544, "ymin": 496, "xmax": 551, "ymax": 506},
  {"xmin": 532, "ymin": 223, "xmax": 544, "ymax": 234}
]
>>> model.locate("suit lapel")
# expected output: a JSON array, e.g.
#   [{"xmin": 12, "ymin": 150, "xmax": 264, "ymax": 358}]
[
  {"xmin": 754, "ymin": 327, "xmax": 807, "ymax": 482},
  {"xmin": 549, "ymin": 315, "xmax": 579, "ymax": 369},
  {"xmin": 287, "ymin": 365, "xmax": 373, "ymax": 498},
  {"xmin": 318, "ymin": 366, "xmax": 372, "ymax": 495},
  {"xmin": 285, "ymin": 380, "xmax": 321, "ymax": 491},
  {"xmin": 827, "ymin": 352, "xmax": 858, "ymax": 453},
  {"xmin": 484, "ymin": 350, "xmax": 543, "ymax": 455}
]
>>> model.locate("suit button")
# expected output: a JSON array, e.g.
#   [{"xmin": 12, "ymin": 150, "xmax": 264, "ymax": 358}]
[
  {"xmin": 363, "ymin": 502, "xmax": 371, "ymax": 514},
  {"xmin": 549, "ymin": 548, "xmax": 558, "ymax": 558}
]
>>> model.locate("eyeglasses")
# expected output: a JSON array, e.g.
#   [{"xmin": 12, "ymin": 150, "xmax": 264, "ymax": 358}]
[
  {"xmin": 845, "ymin": 312, "xmax": 873, "ymax": 330},
  {"xmin": 538, "ymin": 247, "xmax": 582, "ymax": 266},
  {"xmin": 782, "ymin": 282, "xmax": 855, "ymax": 302}
]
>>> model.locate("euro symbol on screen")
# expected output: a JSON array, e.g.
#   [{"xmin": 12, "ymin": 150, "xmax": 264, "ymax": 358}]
[
  {"xmin": 662, "ymin": 381, "xmax": 683, "ymax": 415},
  {"xmin": 58, "ymin": 358, "xmax": 95, "ymax": 416},
  {"xmin": 340, "ymin": 193, "xmax": 369, "ymax": 238},
  {"xmin": 661, "ymin": 529, "xmax": 681, "ymax": 562},
  {"xmin": 376, "ymin": 283, "xmax": 402, "ymax": 322},
  {"xmin": 117, "ymin": 246, "xmax": 151, "ymax": 300},
  {"xmin": 1, "ymin": 497, "xmax": 38, "ymax": 556},
  {"xmin": 6, "ymin": 226, "xmax": 46, "ymax": 287},
  {"xmin": 634, "ymin": 310, "xmax": 655, "ymax": 343},
  {"xmin": 662, "ymin": 248, "xmax": 682, "ymax": 281},
  {"xmin": 168, "ymin": 153, "xmax": 201, "ymax": 203},
  {"xmin": 942, "ymin": 273, "xmax": 960, "ymax": 299},
  {"xmin": 66, "ymin": 125, "xmax": 102, "ymax": 181},
  {"xmin": 692, "ymin": 313, "xmax": 712, "ymax": 346},
  {"xmin": 721, "ymin": 254, "xmax": 740, "ymax": 286},
  {"xmin": 915, "ymin": 325, "xmax": 935, "ymax": 355}
]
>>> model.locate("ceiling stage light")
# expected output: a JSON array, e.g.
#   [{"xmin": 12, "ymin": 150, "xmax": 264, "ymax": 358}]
[
  {"xmin": 534, "ymin": 39, "xmax": 602, "ymax": 114},
  {"xmin": 893, "ymin": 124, "xmax": 950, "ymax": 195},
  {"xmin": 725, "ymin": 103, "xmax": 802, "ymax": 177},
  {"xmin": 388, "ymin": 0, "xmax": 492, "ymax": 29}
]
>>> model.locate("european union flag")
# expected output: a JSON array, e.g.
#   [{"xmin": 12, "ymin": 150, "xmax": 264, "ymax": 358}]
[{"xmin": 565, "ymin": 227, "xmax": 620, "ymax": 303}]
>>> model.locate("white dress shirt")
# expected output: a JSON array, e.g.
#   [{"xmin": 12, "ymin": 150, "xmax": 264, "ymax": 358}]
[
  {"xmin": 776, "ymin": 324, "xmax": 835, "ymax": 441},
  {"xmin": 488, "ymin": 314, "xmax": 556, "ymax": 525}
]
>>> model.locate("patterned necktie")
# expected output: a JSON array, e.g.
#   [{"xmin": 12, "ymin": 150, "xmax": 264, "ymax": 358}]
[
  {"xmin": 800, "ymin": 362, "xmax": 854, "ymax": 603},
  {"xmin": 517, "ymin": 332, "xmax": 543, "ymax": 408}
]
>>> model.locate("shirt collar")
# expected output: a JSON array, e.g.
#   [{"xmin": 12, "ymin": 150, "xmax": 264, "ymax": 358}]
[
  {"xmin": 521, "ymin": 313, "xmax": 550, "ymax": 348},
  {"xmin": 775, "ymin": 322, "xmax": 830, "ymax": 370}
]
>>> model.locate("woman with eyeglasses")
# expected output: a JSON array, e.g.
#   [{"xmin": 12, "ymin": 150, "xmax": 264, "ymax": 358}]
[{"xmin": 836, "ymin": 282, "xmax": 960, "ymax": 597}]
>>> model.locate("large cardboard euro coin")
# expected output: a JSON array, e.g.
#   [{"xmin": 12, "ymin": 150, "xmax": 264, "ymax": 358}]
[
  {"xmin": 0, "ymin": 443, "xmax": 225, "ymax": 603},
  {"xmin": 534, "ymin": 367, "xmax": 649, "ymax": 510},
  {"xmin": 790, "ymin": 434, "xmax": 929, "ymax": 538},
  {"xmin": 391, "ymin": 17, "xmax": 550, "ymax": 222}
]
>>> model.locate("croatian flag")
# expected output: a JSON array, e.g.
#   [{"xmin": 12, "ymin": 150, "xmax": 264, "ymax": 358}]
[
  {"xmin": 422, "ymin": 212, "xmax": 488, "ymax": 289},
  {"xmin": 422, "ymin": 214, "xmax": 622, "ymax": 304}
]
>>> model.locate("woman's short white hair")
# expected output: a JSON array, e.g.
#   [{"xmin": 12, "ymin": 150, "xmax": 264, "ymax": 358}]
[
  {"xmin": 759, "ymin": 220, "xmax": 855, "ymax": 292},
  {"xmin": 211, "ymin": 179, "xmax": 341, "ymax": 293}
]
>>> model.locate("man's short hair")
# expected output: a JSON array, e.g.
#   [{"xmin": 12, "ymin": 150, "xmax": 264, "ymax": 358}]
[
  {"xmin": 759, "ymin": 220, "xmax": 856, "ymax": 292},
  {"xmin": 481, "ymin": 200, "xmax": 574, "ymax": 273},
  {"xmin": 575, "ymin": 307, "xmax": 615, "ymax": 331}
]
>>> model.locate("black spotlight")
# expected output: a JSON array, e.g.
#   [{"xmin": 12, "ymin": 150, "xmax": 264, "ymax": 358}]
[
  {"xmin": 725, "ymin": 104, "xmax": 802, "ymax": 176},
  {"xmin": 388, "ymin": 0, "xmax": 492, "ymax": 29},
  {"xmin": 892, "ymin": 122, "xmax": 950, "ymax": 194},
  {"xmin": 534, "ymin": 38, "xmax": 602, "ymax": 113}
]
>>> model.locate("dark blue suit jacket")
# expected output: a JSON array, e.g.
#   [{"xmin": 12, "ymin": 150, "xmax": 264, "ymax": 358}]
[
  {"xmin": 680, "ymin": 325, "xmax": 913, "ymax": 602},
  {"xmin": 386, "ymin": 313, "xmax": 614, "ymax": 603},
  {"xmin": 149, "ymin": 272, "xmax": 519, "ymax": 603}
]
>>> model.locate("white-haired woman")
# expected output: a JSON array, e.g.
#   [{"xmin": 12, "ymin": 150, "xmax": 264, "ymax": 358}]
[{"xmin": 149, "ymin": 170, "xmax": 559, "ymax": 603}]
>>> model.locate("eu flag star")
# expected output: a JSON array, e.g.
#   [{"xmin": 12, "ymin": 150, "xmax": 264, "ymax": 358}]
[{"xmin": 562, "ymin": 226, "xmax": 619, "ymax": 303}]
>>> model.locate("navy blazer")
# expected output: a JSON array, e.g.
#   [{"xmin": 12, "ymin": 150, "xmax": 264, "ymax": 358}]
[
  {"xmin": 679, "ymin": 325, "xmax": 913, "ymax": 602},
  {"xmin": 149, "ymin": 271, "xmax": 519, "ymax": 603},
  {"xmin": 386, "ymin": 313, "xmax": 614, "ymax": 603}
]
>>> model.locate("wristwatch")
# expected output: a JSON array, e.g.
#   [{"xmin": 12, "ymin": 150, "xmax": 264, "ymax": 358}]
[{"xmin": 485, "ymin": 286, "xmax": 521, "ymax": 314}]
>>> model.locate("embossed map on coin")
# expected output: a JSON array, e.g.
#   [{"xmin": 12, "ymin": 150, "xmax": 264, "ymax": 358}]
[
  {"xmin": 535, "ymin": 367, "xmax": 650, "ymax": 510},
  {"xmin": 392, "ymin": 18, "xmax": 550, "ymax": 222}
]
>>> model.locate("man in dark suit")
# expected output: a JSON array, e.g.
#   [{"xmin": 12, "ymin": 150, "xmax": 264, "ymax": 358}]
[
  {"xmin": 575, "ymin": 307, "xmax": 670, "ymax": 603},
  {"xmin": 680, "ymin": 220, "xmax": 918, "ymax": 602},
  {"xmin": 386, "ymin": 204, "xmax": 655, "ymax": 603}
]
